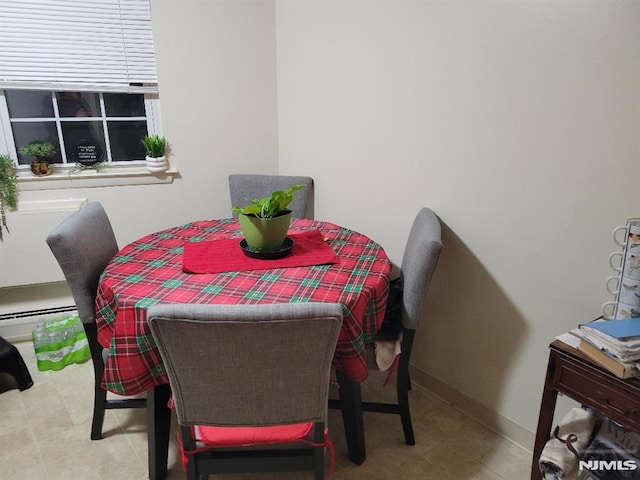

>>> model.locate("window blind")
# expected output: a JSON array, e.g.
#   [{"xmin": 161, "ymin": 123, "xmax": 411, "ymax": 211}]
[{"xmin": 0, "ymin": 0, "xmax": 158, "ymax": 93}]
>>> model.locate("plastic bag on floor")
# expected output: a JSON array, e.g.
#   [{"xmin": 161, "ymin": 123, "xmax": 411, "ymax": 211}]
[{"xmin": 32, "ymin": 315, "xmax": 90, "ymax": 371}]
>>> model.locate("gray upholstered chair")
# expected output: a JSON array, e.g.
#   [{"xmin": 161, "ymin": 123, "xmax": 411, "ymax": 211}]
[
  {"xmin": 147, "ymin": 302, "xmax": 342, "ymax": 480},
  {"xmin": 331, "ymin": 207, "xmax": 442, "ymax": 453},
  {"xmin": 229, "ymin": 173, "xmax": 314, "ymax": 219},
  {"xmin": 46, "ymin": 202, "xmax": 146, "ymax": 440}
]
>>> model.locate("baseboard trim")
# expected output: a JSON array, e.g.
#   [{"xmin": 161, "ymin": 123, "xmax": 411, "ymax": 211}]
[{"xmin": 410, "ymin": 364, "xmax": 534, "ymax": 453}]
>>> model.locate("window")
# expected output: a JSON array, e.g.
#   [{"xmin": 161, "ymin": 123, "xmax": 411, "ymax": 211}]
[
  {"xmin": 0, "ymin": 0, "xmax": 164, "ymax": 176},
  {"xmin": 1, "ymin": 89, "xmax": 158, "ymax": 166}
]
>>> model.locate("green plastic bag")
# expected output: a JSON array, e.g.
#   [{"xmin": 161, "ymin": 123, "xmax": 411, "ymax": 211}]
[{"xmin": 32, "ymin": 315, "xmax": 91, "ymax": 371}]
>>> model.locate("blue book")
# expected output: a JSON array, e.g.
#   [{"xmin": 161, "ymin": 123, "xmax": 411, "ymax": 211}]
[{"xmin": 580, "ymin": 318, "xmax": 640, "ymax": 340}]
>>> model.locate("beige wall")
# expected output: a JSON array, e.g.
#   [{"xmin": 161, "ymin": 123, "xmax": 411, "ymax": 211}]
[
  {"xmin": 276, "ymin": 0, "xmax": 640, "ymax": 441},
  {"xmin": 150, "ymin": 0, "xmax": 279, "ymax": 227}
]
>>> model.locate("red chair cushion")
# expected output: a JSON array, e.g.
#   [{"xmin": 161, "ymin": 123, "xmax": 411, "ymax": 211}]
[
  {"xmin": 179, "ymin": 423, "xmax": 334, "ymax": 475},
  {"xmin": 194, "ymin": 422, "xmax": 313, "ymax": 448}
]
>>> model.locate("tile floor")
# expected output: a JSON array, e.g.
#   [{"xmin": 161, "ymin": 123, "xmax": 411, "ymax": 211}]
[{"xmin": 1, "ymin": 340, "xmax": 532, "ymax": 479}]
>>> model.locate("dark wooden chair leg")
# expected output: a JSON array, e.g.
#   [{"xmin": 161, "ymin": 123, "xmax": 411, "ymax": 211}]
[
  {"xmin": 313, "ymin": 449, "xmax": 324, "ymax": 480},
  {"xmin": 83, "ymin": 322, "xmax": 107, "ymax": 440},
  {"xmin": 148, "ymin": 383, "xmax": 172, "ymax": 480},
  {"xmin": 336, "ymin": 370, "xmax": 366, "ymax": 465},
  {"xmin": 398, "ymin": 329, "xmax": 415, "ymax": 445},
  {"xmin": 91, "ymin": 384, "xmax": 107, "ymax": 440},
  {"xmin": 313, "ymin": 423, "xmax": 325, "ymax": 480},
  {"xmin": 397, "ymin": 372, "xmax": 414, "ymax": 445}
]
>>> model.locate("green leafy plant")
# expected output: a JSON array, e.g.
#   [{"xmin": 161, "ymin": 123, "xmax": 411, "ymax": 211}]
[
  {"xmin": 141, "ymin": 135, "xmax": 167, "ymax": 158},
  {"xmin": 68, "ymin": 161, "xmax": 107, "ymax": 176},
  {"xmin": 0, "ymin": 154, "xmax": 18, "ymax": 242},
  {"xmin": 18, "ymin": 141, "xmax": 56, "ymax": 159},
  {"xmin": 231, "ymin": 184, "xmax": 304, "ymax": 219}
]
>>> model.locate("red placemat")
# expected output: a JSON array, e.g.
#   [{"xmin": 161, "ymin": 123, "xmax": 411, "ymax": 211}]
[{"xmin": 182, "ymin": 229, "xmax": 339, "ymax": 274}]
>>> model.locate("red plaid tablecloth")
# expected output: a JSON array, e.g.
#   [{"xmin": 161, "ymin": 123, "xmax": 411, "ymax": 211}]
[{"xmin": 95, "ymin": 218, "xmax": 391, "ymax": 395}]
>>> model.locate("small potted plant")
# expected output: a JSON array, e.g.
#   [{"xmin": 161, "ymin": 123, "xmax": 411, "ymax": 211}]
[
  {"xmin": 231, "ymin": 184, "xmax": 304, "ymax": 252},
  {"xmin": 19, "ymin": 141, "xmax": 55, "ymax": 176},
  {"xmin": 141, "ymin": 135, "xmax": 168, "ymax": 173},
  {"xmin": 0, "ymin": 154, "xmax": 18, "ymax": 242}
]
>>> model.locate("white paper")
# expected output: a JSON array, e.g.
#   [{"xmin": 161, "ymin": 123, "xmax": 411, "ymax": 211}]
[{"xmin": 556, "ymin": 331, "xmax": 581, "ymax": 348}]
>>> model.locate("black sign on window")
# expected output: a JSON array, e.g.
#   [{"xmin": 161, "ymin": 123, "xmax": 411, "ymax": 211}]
[{"xmin": 74, "ymin": 138, "xmax": 103, "ymax": 166}]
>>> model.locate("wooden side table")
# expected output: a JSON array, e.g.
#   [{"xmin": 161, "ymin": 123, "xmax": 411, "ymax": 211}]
[{"xmin": 531, "ymin": 339, "xmax": 640, "ymax": 479}]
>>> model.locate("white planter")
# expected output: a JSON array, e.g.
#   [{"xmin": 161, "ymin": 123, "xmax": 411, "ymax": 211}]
[{"xmin": 145, "ymin": 155, "xmax": 168, "ymax": 173}]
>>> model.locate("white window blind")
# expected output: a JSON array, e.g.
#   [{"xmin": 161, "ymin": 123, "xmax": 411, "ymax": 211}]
[{"xmin": 0, "ymin": 0, "xmax": 158, "ymax": 93}]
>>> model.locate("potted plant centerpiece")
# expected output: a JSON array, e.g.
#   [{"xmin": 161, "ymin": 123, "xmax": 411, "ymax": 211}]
[
  {"xmin": 19, "ymin": 141, "xmax": 55, "ymax": 176},
  {"xmin": 231, "ymin": 184, "xmax": 304, "ymax": 253},
  {"xmin": 0, "ymin": 154, "xmax": 18, "ymax": 242},
  {"xmin": 141, "ymin": 135, "xmax": 168, "ymax": 173}
]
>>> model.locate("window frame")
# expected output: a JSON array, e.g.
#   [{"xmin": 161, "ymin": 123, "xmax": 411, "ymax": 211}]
[
  {"xmin": 0, "ymin": 89, "xmax": 161, "ymax": 168},
  {"xmin": 0, "ymin": 89, "xmax": 176, "ymax": 189},
  {"xmin": 0, "ymin": 1, "xmax": 175, "ymax": 189}
]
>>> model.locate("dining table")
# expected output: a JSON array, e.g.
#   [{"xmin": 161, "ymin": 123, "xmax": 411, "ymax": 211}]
[{"xmin": 94, "ymin": 217, "xmax": 392, "ymax": 480}]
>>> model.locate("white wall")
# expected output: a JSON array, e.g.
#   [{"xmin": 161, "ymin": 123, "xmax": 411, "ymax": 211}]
[
  {"xmin": 276, "ymin": 0, "xmax": 640, "ymax": 442},
  {"xmin": 150, "ymin": 0, "xmax": 280, "ymax": 225}
]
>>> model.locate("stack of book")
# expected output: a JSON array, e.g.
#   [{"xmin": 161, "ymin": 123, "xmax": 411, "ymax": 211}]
[{"xmin": 574, "ymin": 318, "xmax": 640, "ymax": 379}]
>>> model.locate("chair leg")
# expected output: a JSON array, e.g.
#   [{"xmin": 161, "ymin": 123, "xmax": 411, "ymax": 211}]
[
  {"xmin": 91, "ymin": 384, "xmax": 107, "ymax": 440},
  {"xmin": 314, "ymin": 450, "xmax": 325, "ymax": 480},
  {"xmin": 186, "ymin": 453, "xmax": 199, "ymax": 480},
  {"xmin": 398, "ymin": 329, "xmax": 415, "ymax": 445},
  {"xmin": 148, "ymin": 383, "xmax": 172, "ymax": 480},
  {"xmin": 83, "ymin": 322, "xmax": 108, "ymax": 440},
  {"xmin": 313, "ymin": 423, "xmax": 326, "ymax": 480},
  {"xmin": 397, "ymin": 370, "xmax": 415, "ymax": 445},
  {"xmin": 336, "ymin": 370, "xmax": 366, "ymax": 465}
]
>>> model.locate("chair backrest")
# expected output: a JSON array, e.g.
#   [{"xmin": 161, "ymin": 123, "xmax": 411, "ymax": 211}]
[
  {"xmin": 147, "ymin": 302, "xmax": 342, "ymax": 428},
  {"xmin": 46, "ymin": 202, "xmax": 119, "ymax": 325},
  {"xmin": 229, "ymin": 173, "xmax": 314, "ymax": 219},
  {"xmin": 400, "ymin": 208, "xmax": 443, "ymax": 330}
]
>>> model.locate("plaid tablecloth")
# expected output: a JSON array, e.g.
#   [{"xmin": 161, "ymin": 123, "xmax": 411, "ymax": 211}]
[{"xmin": 95, "ymin": 218, "xmax": 391, "ymax": 395}]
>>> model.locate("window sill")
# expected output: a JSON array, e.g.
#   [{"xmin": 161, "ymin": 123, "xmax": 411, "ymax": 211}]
[{"xmin": 17, "ymin": 164, "xmax": 179, "ymax": 190}]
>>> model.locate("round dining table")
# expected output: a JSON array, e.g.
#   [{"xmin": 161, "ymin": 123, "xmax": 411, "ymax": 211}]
[{"xmin": 94, "ymin": 217, "xmax": 391, "ymax": 479}]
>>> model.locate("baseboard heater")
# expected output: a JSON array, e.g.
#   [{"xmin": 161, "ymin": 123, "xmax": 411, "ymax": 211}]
[
  {"xmin": 0, "ymin": 305, "xmax": 77, "ymax": 341},
  {"xmin": 0, "ymin": 198, "xmax": 88, "ymax": 288}
]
